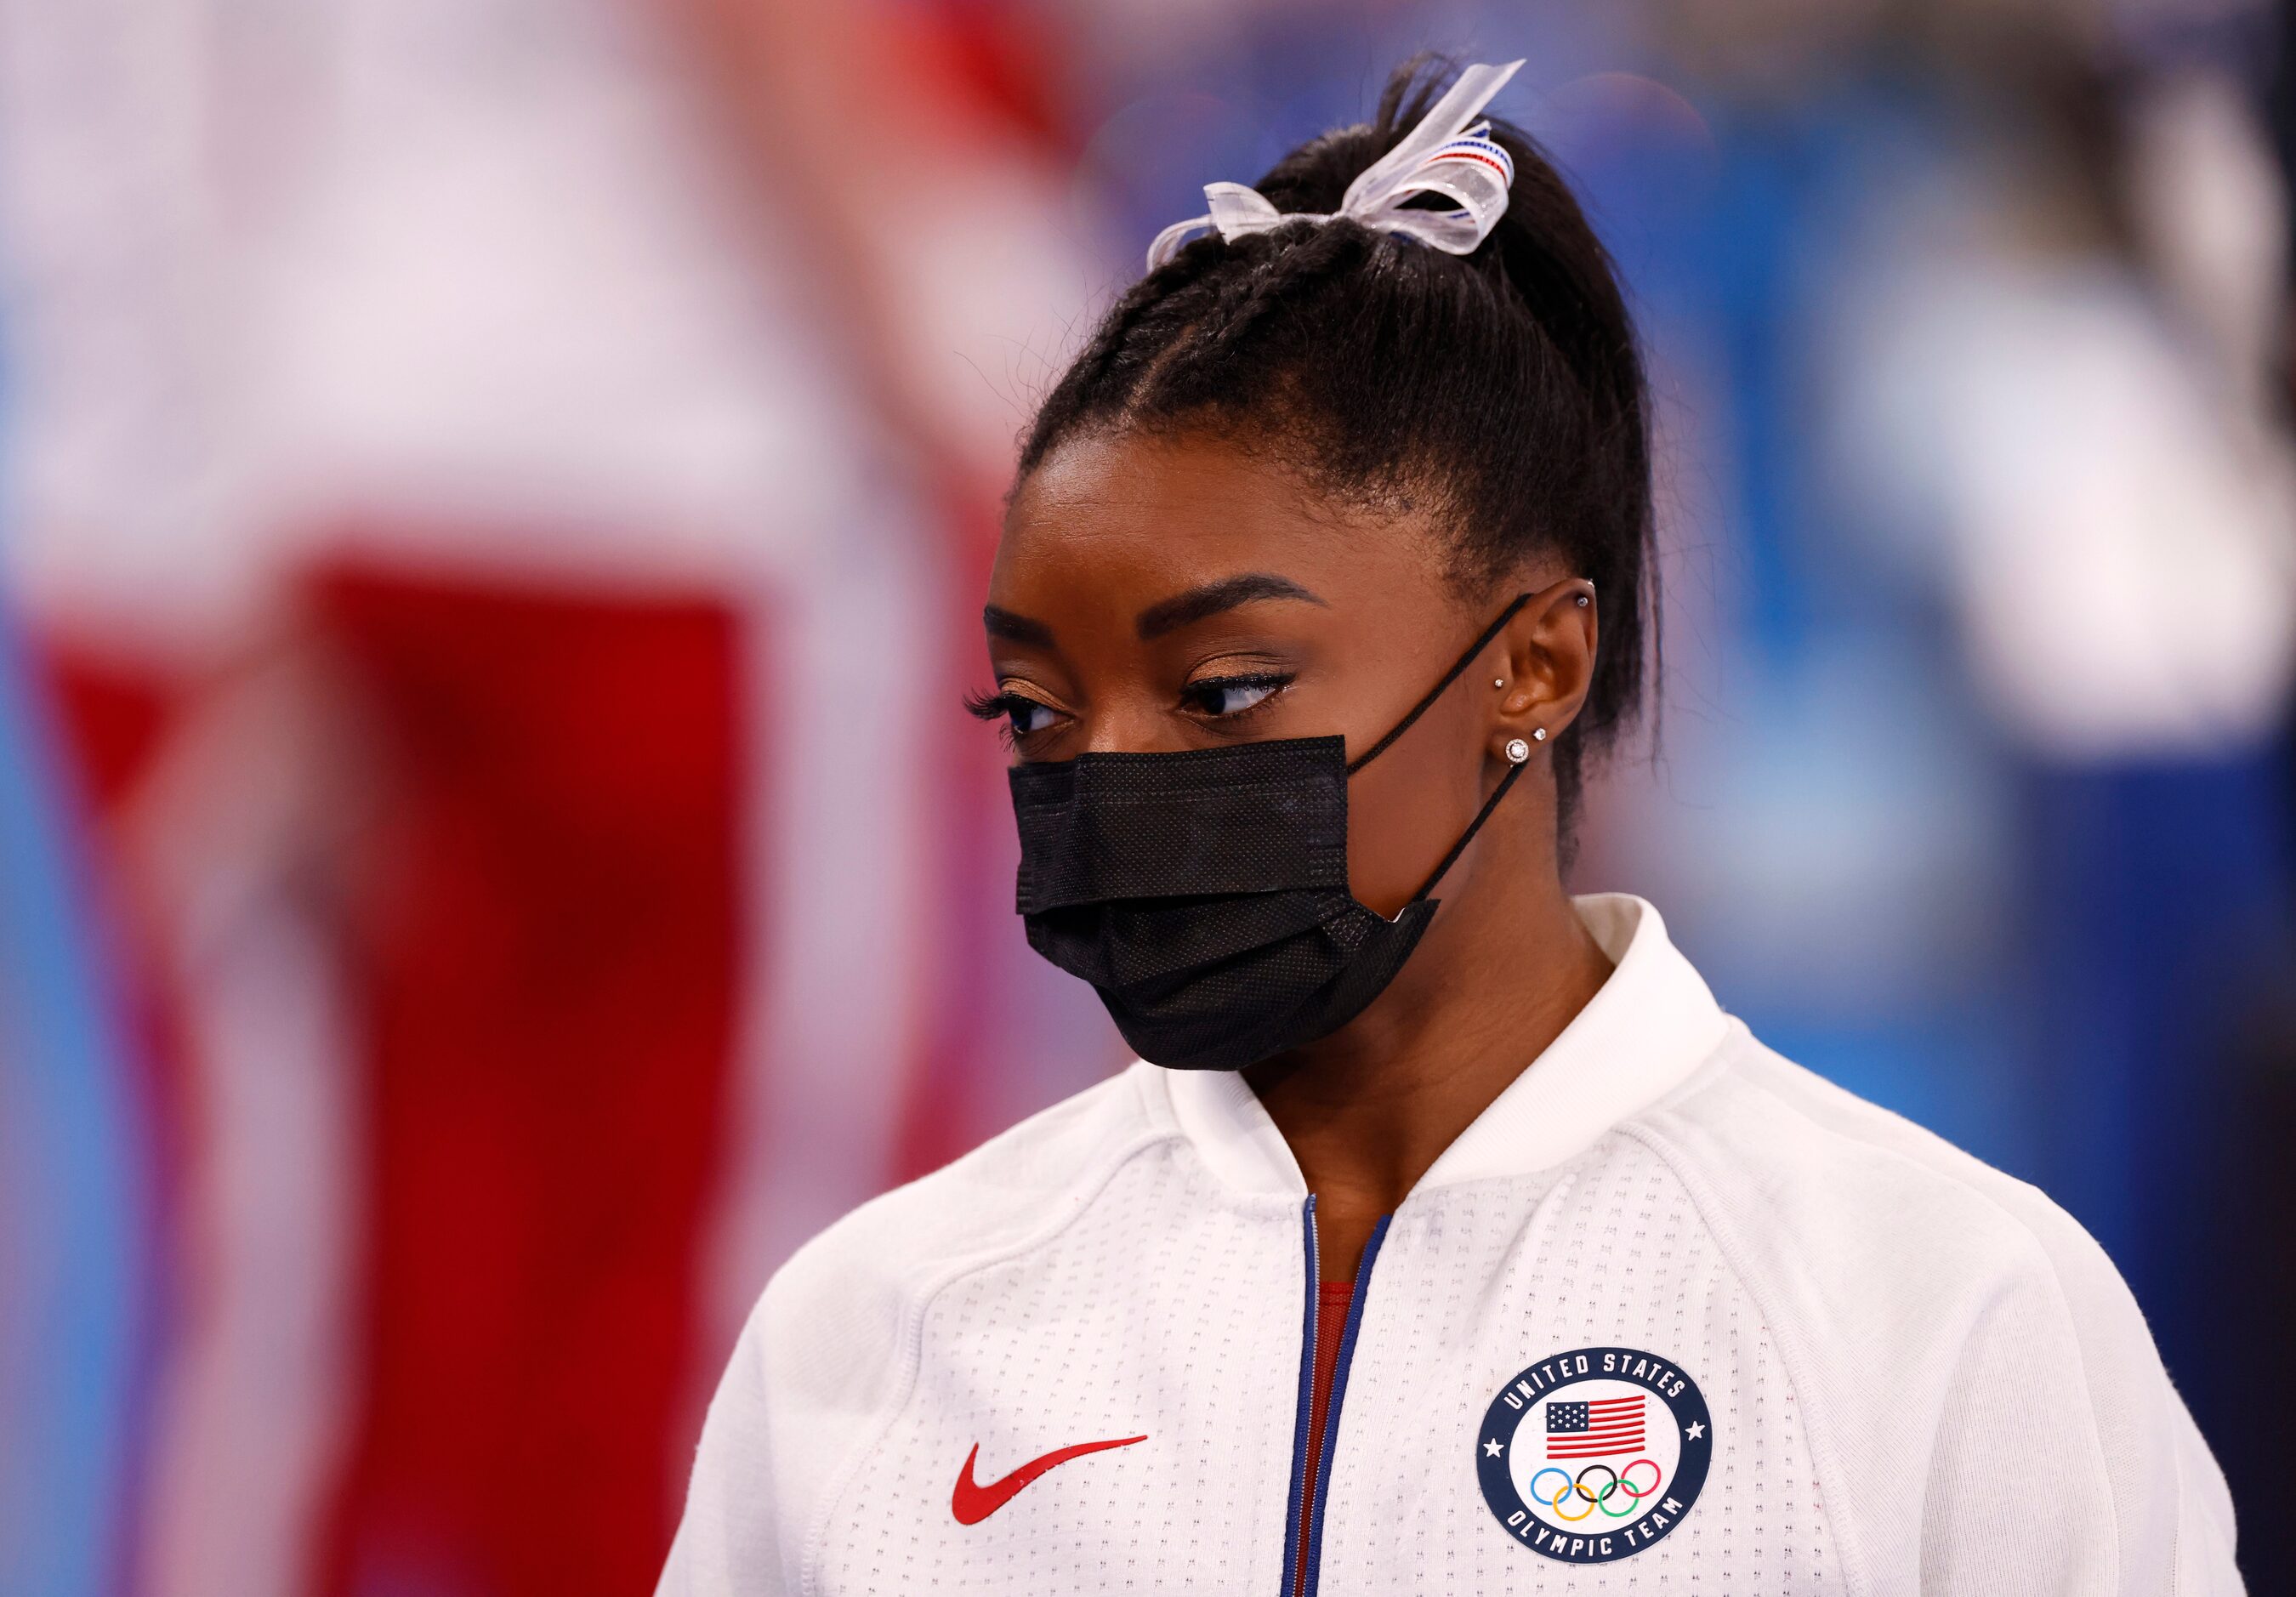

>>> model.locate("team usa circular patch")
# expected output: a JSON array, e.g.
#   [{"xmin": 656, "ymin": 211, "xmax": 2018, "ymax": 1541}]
[{"xmin": 1475, "ymin": 1346, "xmax": 1712, "ymax": 1564}]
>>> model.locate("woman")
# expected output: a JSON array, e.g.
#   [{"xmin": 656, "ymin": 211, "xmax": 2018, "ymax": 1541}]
[{"xmin": 661, "ymin": 59, "xmax": 2239, "ymax": 1594}]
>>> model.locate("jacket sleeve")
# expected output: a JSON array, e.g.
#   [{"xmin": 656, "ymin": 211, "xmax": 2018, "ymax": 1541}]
[
  {"xmin": 1646, "ymin": 1051, "xmax": 2243, "ymax": 1595},
  {"xmin": 656, "ymin": 1303, "xmax": 793, "ymax": 1597},
  {"xmin": 656, "ymin": 1199, "xmax": 924, "ymax": 1597},
  {"xmin": 1918, "ymin": 1217, "xmax": 2241, "ymax": 1596}
]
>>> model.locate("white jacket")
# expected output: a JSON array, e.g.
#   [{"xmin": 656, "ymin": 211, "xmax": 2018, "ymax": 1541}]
[{"xmin": 660, "ymin": 895, "xmax": 2240, "ymax": 1594}]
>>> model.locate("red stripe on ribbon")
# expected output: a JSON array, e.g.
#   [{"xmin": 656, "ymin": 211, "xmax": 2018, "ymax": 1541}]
[{"xmin": 1428, "ymin": 149, "xmax": 1510, "ymax": 179}]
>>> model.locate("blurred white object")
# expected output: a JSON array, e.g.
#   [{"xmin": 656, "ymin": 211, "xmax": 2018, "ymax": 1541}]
[
  {"xmin": 2126, "ymin": 68, "xmax": 2290, "ymax": 414},
  {"xmin": 253, "ymin": 0, "xmax": 880, "ymax": 586},
  {"xmin": 1829, "ymin": 143, "xmax": 2296, "ymax": 760},
  {"xmin": 0, "ymin": 0, "xmax": 254, "ymax": 658}
]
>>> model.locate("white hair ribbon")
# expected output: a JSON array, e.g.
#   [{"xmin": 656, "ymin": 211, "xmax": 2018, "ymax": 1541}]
[{"xmin": 1145, "ymin": 60, "xmax": 1526, "ymax": 271}]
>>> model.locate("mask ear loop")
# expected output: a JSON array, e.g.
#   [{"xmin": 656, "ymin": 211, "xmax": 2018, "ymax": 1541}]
[
  {"xmin": 1407, "ymin": 757, "xmax": 1529, "ymax": 902},
  {"xmin": 1344, "ymin": 592, "xmax": 1534, "ymax": 776}
]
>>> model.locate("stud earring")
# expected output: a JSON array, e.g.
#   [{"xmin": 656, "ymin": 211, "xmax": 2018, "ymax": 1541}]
[
  {"xmin": 1493, "ymin": 679, "xmax": 1505, "ymax": 690},
  {"xmin": 1532, "ymin": 727, "xmax": 1549, "ymax": 742},
  {"xmin": 1504, "ymin": 737, "xmax": 1531, "ymax": 764}
]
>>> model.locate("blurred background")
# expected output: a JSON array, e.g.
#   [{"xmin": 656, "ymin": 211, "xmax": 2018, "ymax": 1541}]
[{"xmin": 3, "ymin": 0, "xmax": 2293, "ymax": 1591}]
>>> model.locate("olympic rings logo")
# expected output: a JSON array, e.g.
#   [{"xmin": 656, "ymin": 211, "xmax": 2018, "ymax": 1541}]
[{"xmin": 1523, "ymin": 1459, "xmax": 1663, "ymax": 1522}]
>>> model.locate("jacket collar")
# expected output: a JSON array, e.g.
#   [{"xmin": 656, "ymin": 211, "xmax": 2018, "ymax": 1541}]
[{"xmin": 1152, "ymin": 894, "xmax": 1730, "ymax": 1200}]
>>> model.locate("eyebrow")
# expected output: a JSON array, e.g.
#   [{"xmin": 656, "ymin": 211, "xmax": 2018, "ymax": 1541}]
[
  {"xmin": 1135, "ymin": 573, "xmax": 1327, "ymax": 641},
  {"xmin": 983, "ymin": 605, "xmax": 1055, "ymax": 645}
]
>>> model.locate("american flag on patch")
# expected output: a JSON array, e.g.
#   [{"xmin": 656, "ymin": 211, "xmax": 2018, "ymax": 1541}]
[{"xmin": 1546, "ymin": 1395, "xmax": 1645, "ymax": 1458}]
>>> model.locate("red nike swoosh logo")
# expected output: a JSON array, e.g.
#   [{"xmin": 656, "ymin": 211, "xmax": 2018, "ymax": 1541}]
[{"xmin": 950, "ymin": 1435, "xmax": 1147, "ymax": 1525}]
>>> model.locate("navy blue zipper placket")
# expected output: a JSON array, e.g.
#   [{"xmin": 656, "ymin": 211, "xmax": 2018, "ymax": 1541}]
[
  {"xmin": 1278, "ymin": 1196, "xmax": 1392, "ymax": 1597},
  {"xmin": 1300, "ymin": 1213, "xmax": 1389, "ymax": 1597},
  {"xmin": 1277, "ymin": 1196, "xmax": 1321, "ymax": 1597}
]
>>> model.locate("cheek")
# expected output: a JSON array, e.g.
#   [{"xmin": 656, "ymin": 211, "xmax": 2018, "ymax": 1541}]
[{"xmin": 1342, "ymin": 700, "xmax": 1489, "ymax": 917}]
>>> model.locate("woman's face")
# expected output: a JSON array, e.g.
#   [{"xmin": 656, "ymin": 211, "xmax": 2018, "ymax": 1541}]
[{"xmin": 986, "ymin": 429, "xmax": 1585, "ymax": 918}]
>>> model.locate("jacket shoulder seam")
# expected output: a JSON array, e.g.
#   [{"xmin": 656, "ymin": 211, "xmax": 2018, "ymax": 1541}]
[
  {"xmin": 796, "ymin": 1112, "xmax": 1180, "ymax": 1596},
  {"xmin": 1626, "ymin": 1063, "xmax": 2124, "ymax": 1595},
  {"xmin": 1617, "ymin": 1110, "xmax": 1874, "ymax": 1596},
  {"xmin": 1736, "ymin": 1068, "xmax": 2126, "ymax": 1587}
]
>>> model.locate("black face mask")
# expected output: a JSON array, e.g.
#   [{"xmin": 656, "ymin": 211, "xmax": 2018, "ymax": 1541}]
[{"xmin": 1009, "ymin": 594, "xmax": 1534, "ymax": 1071}]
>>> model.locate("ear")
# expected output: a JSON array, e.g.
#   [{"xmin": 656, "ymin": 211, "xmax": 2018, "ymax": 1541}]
[{"xmin": 1485, "ymin": 577, "xmax": 1597, "ymax": 763}]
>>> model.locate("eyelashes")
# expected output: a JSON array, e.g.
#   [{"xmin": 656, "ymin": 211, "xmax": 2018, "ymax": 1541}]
[
  {"xmin": 963, "ymin": 688, "xmax": 1058, "ymax": 745},
  {"xmin": 964, "ymin": 673, "xmax": 1295, "ymax": 746},
  {"xmin": 1178, "ymin": 672, "xmax": 1289, "ymax": 719},
  {"xmin": 962, "ymin": 687, "xmax": 1018, "ymax": 722}
]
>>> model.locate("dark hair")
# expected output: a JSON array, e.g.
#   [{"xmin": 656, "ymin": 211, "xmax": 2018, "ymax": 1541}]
[{"xmin": 1015, "ymin": 55, "xmax": 1657, "ymax": 826}]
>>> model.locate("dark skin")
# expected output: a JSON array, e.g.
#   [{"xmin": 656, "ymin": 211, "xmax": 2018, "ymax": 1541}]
[{"xmin": 986, "ymin": 430, "xmax": 1616, "ymax": 1282}]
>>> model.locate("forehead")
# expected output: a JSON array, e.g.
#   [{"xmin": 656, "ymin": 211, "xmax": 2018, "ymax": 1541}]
[{"xmin": 997, "ymin": 429, "xmax": 1452, "ymax": 611}]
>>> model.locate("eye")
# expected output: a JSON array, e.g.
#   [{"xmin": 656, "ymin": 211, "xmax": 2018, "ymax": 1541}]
[
  {"xmin": 963, "ymin": 688, "xmax": 1066, "ymax": 745},
  {"xmin": 1179, "ymin": 673, "xmax": 1291, "ymax": 719},
  {"xmin": 1004, "ymin": 697, "xmax": 1059, "ymax": 736}
]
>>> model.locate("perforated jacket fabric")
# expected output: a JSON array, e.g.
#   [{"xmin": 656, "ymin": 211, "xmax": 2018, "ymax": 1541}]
[{"xmin": 658, "ymin": 895, "xmax": 2241, "ymax": 1595}]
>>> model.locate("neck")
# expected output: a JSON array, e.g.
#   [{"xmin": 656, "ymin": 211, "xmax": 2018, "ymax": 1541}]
[{"xmin": 1242, "ymin": 825, "xmax": 1612, "ymax": 1278}]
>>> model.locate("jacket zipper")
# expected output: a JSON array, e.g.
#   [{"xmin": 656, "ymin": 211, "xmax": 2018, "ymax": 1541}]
[{"xmin": 1279, "ymin": 1196, "xmax": 1391, "ymax": 1597}]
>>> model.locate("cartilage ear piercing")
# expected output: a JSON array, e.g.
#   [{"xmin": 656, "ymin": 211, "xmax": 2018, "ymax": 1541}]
[
  {"xmin": 1532, "ymin": 727, "xmax": 1549, "ymax": 742},
  {"xmin": 1494, "ymin": 679, "xmax": 1505, "ymax": 689},
  {"xmin": 1505, "ymin": 738, "xmax": 1532, "ymax": 764},
  {"xmin": 1575, "ymin": 594, "xmax": 1589, "ymax": 608}
]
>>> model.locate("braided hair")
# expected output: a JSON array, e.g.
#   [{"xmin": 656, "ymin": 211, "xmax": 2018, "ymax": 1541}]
[{"xmin": 1015, "ymin": 55, "xmax": 1657, "ymax": 826}]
